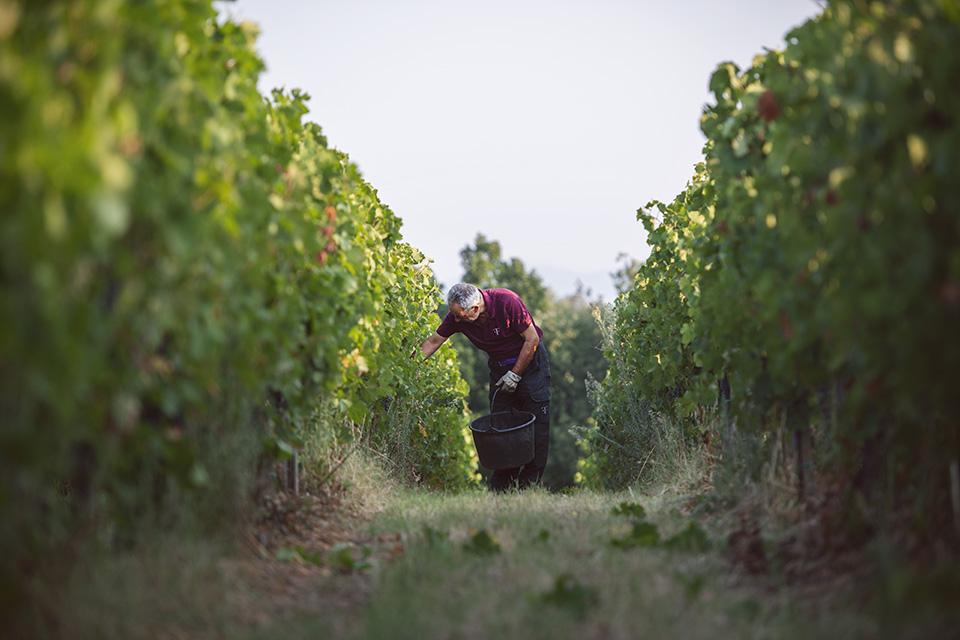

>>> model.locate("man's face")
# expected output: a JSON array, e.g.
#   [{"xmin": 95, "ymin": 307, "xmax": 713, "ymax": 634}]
[{"xmin": 450, "ymin": 302, "xmax": 481, "ymax": 323}]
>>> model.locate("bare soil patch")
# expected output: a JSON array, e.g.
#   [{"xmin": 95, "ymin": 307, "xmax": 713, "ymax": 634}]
[{"xmin": 220, "ymin": 488, "xmax": 402, "ymax": 636}]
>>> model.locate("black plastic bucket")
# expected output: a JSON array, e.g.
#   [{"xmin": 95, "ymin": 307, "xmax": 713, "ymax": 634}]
[{"xmin": 469, "ymin": 408, "xmax": 536, "ymax": 470}]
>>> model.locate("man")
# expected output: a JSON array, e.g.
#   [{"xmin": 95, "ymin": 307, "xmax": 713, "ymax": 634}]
[{"xmin": 415, "ymin": 283, "xmax": 551, "ymax": 491}]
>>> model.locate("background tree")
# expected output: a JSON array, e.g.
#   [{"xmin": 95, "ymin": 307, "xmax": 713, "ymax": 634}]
[
  {"xmin": 611, "ymin": 252, "xmax": 642, "ymax": 296},
  {"xmin": 539, "ymin": 285, "xmax": 607, "ymax": 488},
  {"xmin": 458, "ymin": 233, "xmax": 551, "ymax": 316}
]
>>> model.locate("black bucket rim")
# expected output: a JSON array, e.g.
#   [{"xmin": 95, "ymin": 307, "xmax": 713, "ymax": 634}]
[{"xmin": 469, "ymin": 409, "xmax": 536, "ymax": 434}]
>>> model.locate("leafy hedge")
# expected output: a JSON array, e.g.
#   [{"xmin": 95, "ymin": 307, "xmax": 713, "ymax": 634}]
[
  {"xmin": 591, "ymin": 0, "xmax": 959, "ymax": 522},
  {"xmin": 0, "ymin": 0, "xmax": 474, "ymax": 619}
]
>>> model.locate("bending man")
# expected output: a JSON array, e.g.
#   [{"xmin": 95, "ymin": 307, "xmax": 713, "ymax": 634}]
[{"xmin": 416, "ymin": 283, "xmax": 551, "ymax": 491}]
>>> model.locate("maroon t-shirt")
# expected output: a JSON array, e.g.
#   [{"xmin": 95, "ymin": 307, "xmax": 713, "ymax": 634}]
[{"xmin": 436, "ymin": 288, "xmax": 543, "ymax": 360}]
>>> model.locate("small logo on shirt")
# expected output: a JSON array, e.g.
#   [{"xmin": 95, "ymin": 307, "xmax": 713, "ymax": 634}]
[{"xmin": 492, "ymin": 328, "xmax": 500, "ymax": 336}]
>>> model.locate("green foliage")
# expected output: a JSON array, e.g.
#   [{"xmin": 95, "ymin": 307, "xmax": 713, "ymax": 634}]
[
  {"xmin": 696, "ymin": 0, "xmax": 960, "ymax": 434},
  {"xmin": 662, "ymin": 522, "xmax": 711, "ymax": 553},
  {"xmin": 529, "ymin": 573, "xmax": 600, "ymax": 620},
  {"xmin": 588, "ymin": 0, "xmax": 960, "ymax": 533},
  {"xmin": 609, "ymin": 521, "xmax": 661, "ymax": 549},
  {"xmin": 622, "ymin": 183, "xmax": 710, "ymax": 420},
  {"xmin": 463, "ymin": 528, "xmax": 502, "ymax": 555},
  {"xmin": 0, "ymin": 0, "xmax": 474, "ymax": 624},
  {"xmin": 422, "ymin": 525, "xmax": 450, "ymax": 548},
  {"xmin": 540, "ymin": 288, "xmax": 608, "ymax": 488},
  {"xmin": 327, "ymin": 542, "xmax": 377, "ymax": 573},
  {"xmin": 275, "ymin": 546, "xmax": 325, "ymax": 567},
  {"xmin": 611, "ymin": 501, "xmax": 647, "ymax": 520},
  {"xmin": 578, "ymin": 303, "xmax": 698, "ymax": 489},
  {"xmin": 608, "ymin": 503, "xmax": 710, "ymax": 553}
]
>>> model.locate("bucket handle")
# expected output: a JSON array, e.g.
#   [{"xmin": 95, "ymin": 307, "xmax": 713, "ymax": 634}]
[
  {"xmin": 488, "ymin": 386, "xmax": 500, "ymax": 431},
  {"xmin": 488, "ymin": 384, "xmax": 521, "ymax": 431}
]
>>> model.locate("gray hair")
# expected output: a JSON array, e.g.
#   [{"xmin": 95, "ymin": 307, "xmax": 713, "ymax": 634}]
[{"xmin": 447, "ymin": 283, "xmax": 481, "ymax": 310}]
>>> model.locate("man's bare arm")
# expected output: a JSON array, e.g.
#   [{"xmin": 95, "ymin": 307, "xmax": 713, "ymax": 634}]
[
  {"xmin": 511, "ymin": 324, "xmax": 540, "ymax": 375},
  {"xmin": 414, "ymin": 332, "xmax": 448, "ymax": 361}
]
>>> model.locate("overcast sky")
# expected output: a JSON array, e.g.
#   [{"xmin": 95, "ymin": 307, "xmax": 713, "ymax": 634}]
[{"xmin": 216, "ymin": 0, "xmax": 824, "ymax": 301}]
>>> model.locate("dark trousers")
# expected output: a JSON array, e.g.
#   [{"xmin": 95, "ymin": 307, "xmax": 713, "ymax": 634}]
[{"xmin": 487, "ymin": 345, "xmax": 551, "ymax": 491}]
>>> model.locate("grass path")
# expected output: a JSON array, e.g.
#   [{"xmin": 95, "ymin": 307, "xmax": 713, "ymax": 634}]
[
  {"xmin": 58, "ymin": 479, "xmax": 954, "ymax": 639},
  {"xmin": 245, "ymin": 486, "xmax": 876, "ymax": 640}
]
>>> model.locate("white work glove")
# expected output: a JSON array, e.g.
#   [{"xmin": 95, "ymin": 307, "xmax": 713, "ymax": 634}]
[{"xmin": 496, "ymin": 370, "xmax": 522, "ymax": 393}]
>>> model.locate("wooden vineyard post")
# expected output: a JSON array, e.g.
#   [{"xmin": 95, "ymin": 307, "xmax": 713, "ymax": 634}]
[{"xmin": 288, "ymin": 450, "xmax": 299, "ymax": 496}]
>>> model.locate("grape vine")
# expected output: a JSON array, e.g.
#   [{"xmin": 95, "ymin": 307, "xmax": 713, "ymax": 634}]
[
  {"xmin": 592, "ymin": 0, "xmax": 960, "ymax": 521},
  {"xmin": 0, "ymin": 0, "xmax": 476, "ymax": 616}
]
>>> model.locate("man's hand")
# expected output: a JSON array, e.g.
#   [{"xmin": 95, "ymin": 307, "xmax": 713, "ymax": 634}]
[{"xmin": 496, "ymin": 370, "xmax": 521, "ymax": 393}]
